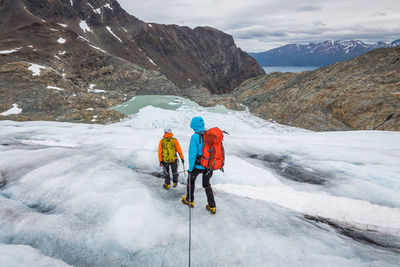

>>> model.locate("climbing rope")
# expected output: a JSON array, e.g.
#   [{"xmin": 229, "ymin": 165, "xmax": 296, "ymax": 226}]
[{"xmin": 187, "ymin": 168, "xmax": 192, "ymax": 267}]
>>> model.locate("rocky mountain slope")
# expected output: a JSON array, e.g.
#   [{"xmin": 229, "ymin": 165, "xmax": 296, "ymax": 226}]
[
  {"xmin": 250, "ymin": 40, "xmax": 400, "ymax": 67},
  {"xmin": 0, "ymin": 0, "xmax": 263, "ymax": 123},
  {"xmin": 233, "ymin": 47, "xmax": 400, "ymax": 131}
]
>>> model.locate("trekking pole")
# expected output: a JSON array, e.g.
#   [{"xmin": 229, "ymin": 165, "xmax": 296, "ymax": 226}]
[{"xmin": 188, "ymin": 170, "xmax": 191, "ymax": 267}]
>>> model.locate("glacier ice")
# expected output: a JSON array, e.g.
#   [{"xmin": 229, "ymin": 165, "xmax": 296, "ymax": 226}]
[{"xmin": 0, "ymin": 97, "xmax": 399, "ymax": 266}]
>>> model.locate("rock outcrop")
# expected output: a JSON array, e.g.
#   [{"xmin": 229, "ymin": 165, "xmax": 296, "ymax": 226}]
[
  {"xmin": 0, "ymin": 0, "xmax": 263, "ymax": 123},
  {"xmin": 233, "ymin": 47, "xmax": 400, "ymax": 131}
]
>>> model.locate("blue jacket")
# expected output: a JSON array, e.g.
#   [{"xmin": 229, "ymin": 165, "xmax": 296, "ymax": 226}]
[{"xmin": 188, "ymin": 116, "xmax": 205, "ymax": 171}]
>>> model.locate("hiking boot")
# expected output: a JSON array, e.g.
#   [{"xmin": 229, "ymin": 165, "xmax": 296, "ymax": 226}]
[
  {"xmin": 173, "ymin": 182, "xmax": 178, "ymax": 187},
  {"xmin": 206, "ymin": 204, "xmax": 216, "ymax": 214},
  {"xmin": 181, "ymin": 196, "xmax": 194, "ymax": 208},
  {"xmin": 163, "ymin": 184, "xmax": 170, "ymax": 190}
]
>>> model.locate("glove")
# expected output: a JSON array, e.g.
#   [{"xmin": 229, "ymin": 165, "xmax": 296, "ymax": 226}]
[
  {"xmin": 159, "ymin": 161, "xmax": 164, "ymax": 167},
  {"xmin": 181, "ymin": 159, "xmax": 185, "ymax": 164}
]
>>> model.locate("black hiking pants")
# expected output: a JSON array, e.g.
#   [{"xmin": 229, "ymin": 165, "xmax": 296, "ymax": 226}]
[
  {"xmin": 187, "ymin": 168, "xmax": 215, "ymax": 208},
  {"xmin": 162, "ymin": 161, "xmax": 178, "ymax": 185}
]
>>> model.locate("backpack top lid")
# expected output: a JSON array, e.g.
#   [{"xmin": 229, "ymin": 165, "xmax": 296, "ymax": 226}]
[
  {"xmin": 205, "ymin": 127, "xmax": 223, "ymax": 144},
  {"xmin": 164, "ymin": 128, "xmax": 172, "ymax": 134}
]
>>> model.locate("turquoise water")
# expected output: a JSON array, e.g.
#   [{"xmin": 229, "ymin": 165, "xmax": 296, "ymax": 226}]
[
  {"xmin": 111, "ymin": 95, "xmax": 199, "ymax": 115},
  {"xmin": 263, "ymin": 66, "xmax": 320, "ymax": 73},
  {"xmin": 111, "ymin": 95, "xmax": 231, "ymax": 115}
]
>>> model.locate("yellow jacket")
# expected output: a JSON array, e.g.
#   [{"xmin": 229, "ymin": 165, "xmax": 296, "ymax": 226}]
[{"xmin": 158, "ymin": 132, "xmax": 184, "ymax": 162}]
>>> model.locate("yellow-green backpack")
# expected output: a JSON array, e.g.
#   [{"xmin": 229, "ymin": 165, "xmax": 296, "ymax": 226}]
[{"xmin": 162, "ymin": 138, "xmax": 176, "ymax": 163}]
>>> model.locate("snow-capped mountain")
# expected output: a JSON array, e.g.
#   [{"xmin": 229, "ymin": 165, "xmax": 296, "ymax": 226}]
[{"xmin": 249, "ymin": 40, "xmax": 400, "ymax": 66}]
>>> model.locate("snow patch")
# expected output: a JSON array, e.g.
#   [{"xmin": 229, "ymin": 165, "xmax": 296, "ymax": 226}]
[
  {"xmin": 146, "ymin": 57, "xmax": 156, "ymax": 66},
  {"xmin": 89, "ymin": 45, "xmax": 107, "ymax": 53},
  {"xmin": 0, "ymin": 48, "xmax": 20, "ymax": 54},
  {"xmin": 148, "ymin": 24, "xmax": 152, "ymax": 28},
  {"xmin": 88, "ymin": 84, "xmax": 107, "ymax": 94},
  {"xmin": 78, "ymin": 36, "xmax": 90, "ymax": 43},
  {"xmin": 24, "ymin": 6, "xmax": 33, "ymax": 16},
  {"xmin": 57, "ymin": 23, "xmax": 68, "ymax": 28},
  {"xmin": 1, "ymin": 104, "xmax": 22, "ymax": 116},
  {"xmin": 28, "ymin": 63, "xmax": 46, "ymax": 76},
  {"xmin": 86, "ymin": 108, "xmax": 94, "ymax": 111},
  {"xmin": 47, "ymin": 86, "xmax": 64, "ymax": 91},
  {"xmin": 88, "ymin": 3, "xmax": 101, "ymax": 15},
  {"xmin": 106, "ymin": 26, "xmax": 122, "ymax": 43},
  {"xmin": 122, "ymin": 27, "xmax": 128, "ymax": 33},
  {"xmin": 104, "ymin": 3, "xmax": 113, "ymax": 10},
  {"xmin": 70, "ymin": 0, "xmax": 73, "ymax": 6},
  {"xmin": 79, "ymin": 20, "xmax": 92, "ymax": 33},
  {"xmin": 57, "ymin": 38, "xmax": 66, "ymax": 44},
  {"xmin": 59, "ymin": 51, "xmax": 66, "ymax": 55}
]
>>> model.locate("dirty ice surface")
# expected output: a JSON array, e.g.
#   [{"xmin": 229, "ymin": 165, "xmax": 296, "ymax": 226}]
[{"xmin": 0, "ymin": 95, "xmax": 399, "ymax": 266}]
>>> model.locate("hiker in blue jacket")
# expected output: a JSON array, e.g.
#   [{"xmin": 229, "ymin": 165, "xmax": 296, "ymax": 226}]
[{"xmin": 181, "ymin": 116, "xmax": 216, "ymax": 214}]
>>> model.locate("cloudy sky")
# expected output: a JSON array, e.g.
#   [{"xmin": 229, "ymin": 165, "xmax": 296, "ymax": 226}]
[{"xmin": 117, "ymin": 0, "xmax": 400, "ymax": 52}]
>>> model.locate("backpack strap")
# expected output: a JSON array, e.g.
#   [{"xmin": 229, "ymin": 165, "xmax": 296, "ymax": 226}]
[{"xmin": 194, "ymin": 131, "xmax": 204, "ymax": 166}]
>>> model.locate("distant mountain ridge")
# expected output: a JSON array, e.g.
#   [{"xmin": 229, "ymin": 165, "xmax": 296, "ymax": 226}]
[{"xmin": 249, "ymin": 40, "xmax": 400, "ymax": 67}]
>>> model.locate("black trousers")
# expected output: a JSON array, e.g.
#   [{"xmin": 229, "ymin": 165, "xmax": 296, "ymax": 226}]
[
  {"xmin": 162, "ymin": 161, "xmax": 178, "ymax": 185},
  {"xmin": 186, "ymin": 168, "xmax": 215, "ymax": 208}
]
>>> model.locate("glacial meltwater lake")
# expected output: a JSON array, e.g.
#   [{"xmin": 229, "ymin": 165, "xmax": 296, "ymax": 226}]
[
  {"xmin": 263, "ymin": 66, "xmax": 320, "ymax": 73},
  {"xmin": 111, "ymin": 95, "xmax": 232, "ymax": 115}
]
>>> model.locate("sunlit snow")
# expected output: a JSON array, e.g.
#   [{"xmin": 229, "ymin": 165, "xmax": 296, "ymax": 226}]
[
  {"xmin": 0, "ymin": 48, "xmax": 21, "ymax": 54},
  {"xmin": 0, "ymin": 104, "xmax": 22, "ymax": 116},
  {"xmin": 57, "ymin": 38, "xmax": 66, "ymax": 44},
  {"xmin": 47, "ymin": 86, "xmax": 64, "ymax": 91},
  {"xmin": 147, "ymin": 56, "xmax": 156, "ymax": 65},
  {"xmin": 78, "ymin": 36, "xmax": 90, "ymax": 43},
  {"xmin": 106, "ymin": 26, "xmax": 122, "ymax": 43},
  {"xmin": 0, "ymin": 96, "xmax": 399, "ymax": 266},
  {"xmin": 79, "ymin": 20, "xmax": 92, "ymax": 33},
  {"xmin": 27, "ymin": 63, "xmax": 46, "ymax": 76},
  {"xmin": 89, "ymin": 45, "xmax": 107, "ymax": 53},
  {"xmin": 57, "ymin": 23, "xmax": 68, "ymax": 28},
  {"xmin": 104, "ymin": 3, "xmax": 113, "ymax": 10}
]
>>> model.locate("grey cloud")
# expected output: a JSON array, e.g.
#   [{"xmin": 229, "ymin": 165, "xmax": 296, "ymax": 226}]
[
  {"xmin": 296, "ymin": 5, "xmax": 322, "ymax": 12},
  {"xmin": 313, "ymin": 21, "xmax": 326, "ymax": 26},
  {"xmin": 236, "ymin": 31, "xmax": 288, "ymax": 39},
  {"xmin": 372, "ymin": 12, "xmax": 387, "ymax": 16},
  {"xmin": 117, "ymin": 0, "xmax": 400, "ymax": 52}
]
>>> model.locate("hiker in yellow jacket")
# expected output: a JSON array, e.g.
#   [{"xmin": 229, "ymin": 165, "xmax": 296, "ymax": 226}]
[{"xmin": 158, "ymin": 128, "xmax": 185, "ymax": 189}]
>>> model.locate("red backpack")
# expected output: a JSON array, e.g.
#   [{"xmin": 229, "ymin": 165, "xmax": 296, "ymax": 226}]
[{"xmin": 199, "ymin": 127, "xmax": 225, "ymax": 171}]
